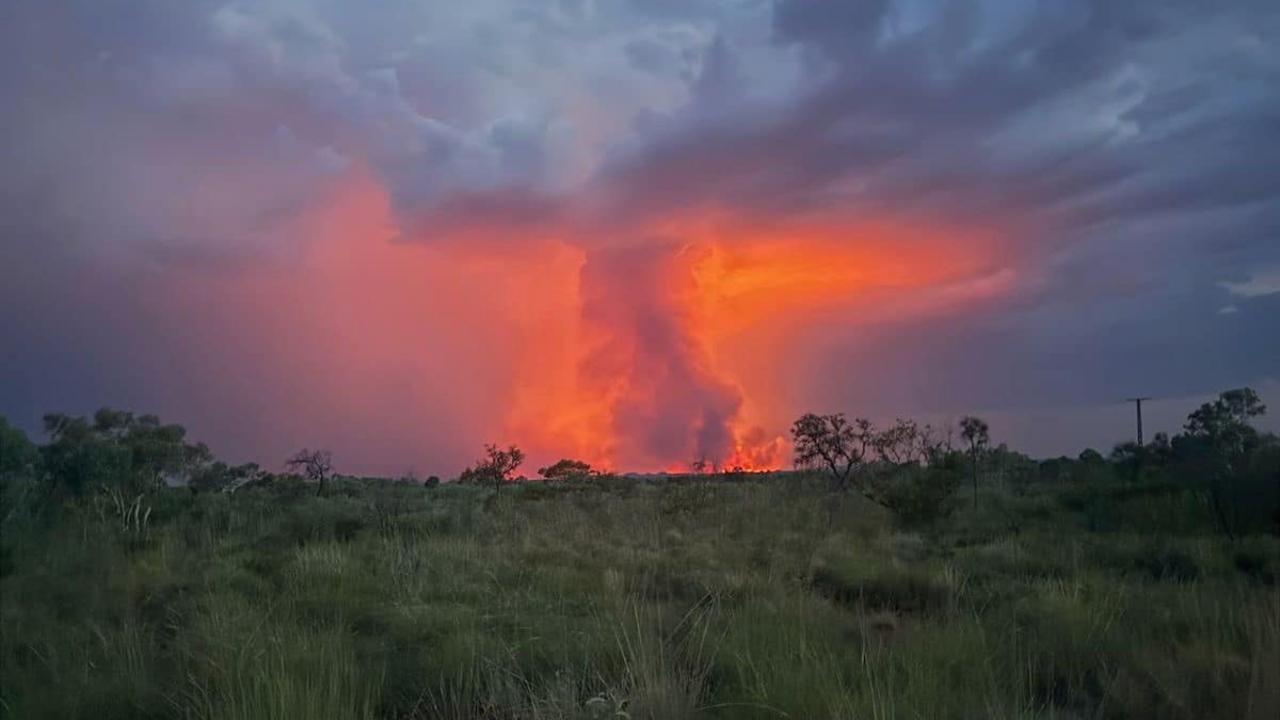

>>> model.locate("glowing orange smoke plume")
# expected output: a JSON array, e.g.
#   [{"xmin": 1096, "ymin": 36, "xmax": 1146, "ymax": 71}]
[
  {"xmin": 156, "ymin": 170, "xmax": 1007, "ymax": 476},
  {"xmin": 508, "ymin": 215, "xmax": 1005, "ymax": 473}
]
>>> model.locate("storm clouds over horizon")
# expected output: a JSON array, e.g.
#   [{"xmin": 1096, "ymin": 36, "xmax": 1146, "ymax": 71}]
[{"xmin": 2, "ymin": 0, "xmax": 1278, "ymax": 474}]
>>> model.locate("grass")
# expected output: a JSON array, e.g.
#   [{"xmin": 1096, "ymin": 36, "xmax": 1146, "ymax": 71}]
[{"xmin": 2, "ymin": 476, "xmax": 1277, "ymax": 719}]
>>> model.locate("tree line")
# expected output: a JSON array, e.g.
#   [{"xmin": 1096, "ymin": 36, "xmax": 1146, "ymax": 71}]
[{"xmin": 2, "ymin": 388, "xmax": 1276, "ymax": 535}]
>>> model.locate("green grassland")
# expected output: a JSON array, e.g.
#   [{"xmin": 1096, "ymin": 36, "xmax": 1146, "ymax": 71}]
[{"xmin": 2, "ymin": 472, "xmax": 1277, "ymax": 719}]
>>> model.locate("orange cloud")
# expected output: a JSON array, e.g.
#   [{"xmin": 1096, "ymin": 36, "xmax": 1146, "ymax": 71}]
[
  {"xmin": 156, "ymin": 169, "xmax": 1011, "ymax": 475},
  {"xmin": 507, "ymin": 213, "xmax": 1009, "ymax": 472}
]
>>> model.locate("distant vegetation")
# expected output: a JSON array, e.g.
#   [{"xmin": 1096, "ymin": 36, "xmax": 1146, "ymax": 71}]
[
  {"xmin": 1, "ymin": 389, "xmax": 1277, "ymax": 718},
  {"xmin": 456, "ymin": 443, "xmax": 525, "ymax": 492}
]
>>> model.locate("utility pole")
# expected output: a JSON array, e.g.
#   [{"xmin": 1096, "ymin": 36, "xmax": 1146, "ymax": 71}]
[{"xmin": 1126, "ymin": 397, "xmax": 1151, "ymax": 446}]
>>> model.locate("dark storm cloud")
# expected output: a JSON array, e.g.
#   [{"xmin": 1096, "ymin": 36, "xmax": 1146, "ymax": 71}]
[
  {"xmin": 604, "ymin": 0, "xmax": 1280, "ymax": 226},
  {"xmin": 589, "ymin": 0, "xmax": 1280, "ymax": 407}
]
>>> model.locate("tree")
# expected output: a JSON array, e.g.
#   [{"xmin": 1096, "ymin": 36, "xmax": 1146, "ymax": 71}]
[
  {"xmin": 459, "ymin": 444, "xmax": 524, "ymax": 493},
  {"xmin": 875, "ymin": 452, "xmax": 965, "ymax": 528},
  {"xmin": 871, "ymin": 420, "xmax": 962, "ymax": 527},
  {"xmin": 1185, "ymin": 388, "xmax": 1265, "ymax": 441},
  {"xmin": 1183, "ymin": 388, "xmax": 1267, "ymax": 538},
  {"xmin": 873, "ymin": 418, "xmax": 946, "ymax": 466},
  {"xmin": 35, "ymin": 408, "xmax": 215, "ymax": 497},
  {"xmin": 285, "ymin": 448, "xmax": 334, "ymax": 497},
  {"xmin": 122, "ymin": 415, "xmax": 208, "ymax": 486},
  {"xmin": 793, "ymin": 412, "xmax": 875, "ymax": 489},
  {"xmin": 538, "ymin": 458, "xmax": 593, "ymax": 481},
  {"xmin": 960, "ymin": 416, "xmax": 989, "ymax": 508},
  {"xmin": 792, "ymin": 413, "xmax": 963, "ymax": 526},
  {"xmin": 1078, "ymin": 448, "xmax": 1104, "ymax": 464},
  {"xmin": 41, "ymin": 414, "xmax": 130, "ymax": 494},
  {"xmin": 791, "ymin": 413, "xmax": 876, "ymax": 494}
]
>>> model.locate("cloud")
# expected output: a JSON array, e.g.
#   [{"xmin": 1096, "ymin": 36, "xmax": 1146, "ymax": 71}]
[
  {"xmin": 1221, "ymin": 266, "xmax": 1280, "ymax": 298},
  {"xmin": 2, "ymin": 0, "xmax": 1278, "ymax": 470}
]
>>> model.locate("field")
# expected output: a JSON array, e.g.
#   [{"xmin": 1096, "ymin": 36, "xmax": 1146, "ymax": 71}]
[{"xmin": 2, "ymin": 473, "xmax": 1277, "ymax": 719}]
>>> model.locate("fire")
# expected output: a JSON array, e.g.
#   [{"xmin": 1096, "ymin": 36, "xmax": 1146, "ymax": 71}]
[
  {"xmin": 156, "ymin": 169, "xmax": 1008, "ymax": 476},
  {"xmin": 507, "ymin": 214, "xmax": 1003, "ymax": 473}
]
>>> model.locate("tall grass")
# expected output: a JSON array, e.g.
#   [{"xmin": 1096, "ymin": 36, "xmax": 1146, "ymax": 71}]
[{"xmin": 2, "ymin": 478, "xmax": 1277, "ymax": 719}]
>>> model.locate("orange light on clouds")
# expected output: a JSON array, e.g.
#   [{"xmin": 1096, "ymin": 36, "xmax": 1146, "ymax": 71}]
[
  {"xmin": 507, "ymin": 213, "xmax": 1010, "ymax": 473},
  {"xmin": 162, "ymin": 169, "xmax": 1012, "ymax": 475}
]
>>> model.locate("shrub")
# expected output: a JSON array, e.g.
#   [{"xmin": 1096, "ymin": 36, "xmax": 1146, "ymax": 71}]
[
  {"xmin": 538, "ymin": 458, "xmax": 594, "ymax": 481},
  {"xmin": 876, "ymin": 461, "xmax": 963, "ymax": 529},
  {"xmin": 457, "ymin": 444, "xmax": 524, "ymax": 491}
]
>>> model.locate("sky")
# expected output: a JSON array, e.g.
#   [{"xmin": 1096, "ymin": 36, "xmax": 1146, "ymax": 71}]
[{"xmin": 2, "ymin": 0, "xmax": 1278, "ymax": 476}]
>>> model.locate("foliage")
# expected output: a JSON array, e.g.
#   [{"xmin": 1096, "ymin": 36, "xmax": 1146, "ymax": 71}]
[
  {"xmin": 1179, "ymin": 388, "xmax": 1271, "ymax": 538},
  {"xmin": 792, "ymin": 414, "xmax": 963, "ymax": 525},
  {"xmin": 38, "ymin": 408, "xmax": 211, "ymax": 496},
  {"xmin": 285, "ymin": 448, "xmax": 335, "ymax": 497},
  {"xmin": 538, "ymin": 458, "xmax": 595, "ymax": 481},
  {"xmin": 189, "ymin": 461, "xmax": 263, "ymax": 493},
  {"xmin": 3, "ymin": 392, "xmax": 1280, "ymax": 719},
  {"xmin": 1077, "ymin": 448, "xmax": 1104, "ymax": 465},
  {"xmin": 960, "ymin": 415, "xmax": 990, "ymax": 507},
  {"xmin": 457, "ymin": 443, "xmax": 524, "ymax": 490},
  {"xmin": 872, "ymin": 454, "xmax": 966, "ymax": 528},
  {"xmin": 0, "ymin": 416, "xmax": 38, "ymax": 480},
  {"xmin": 92, "ymin": 486, "xmax": 153, "ymax": 546},
  {"xmin": 790, "ymin": 413, "xmax": 874, "ymax": 493},
  {"xmin": 4, "ymin": 469, "xmax": 1278, "ymax": 720},
  {"xmin": 1185, "ymin": 387, "xmax": 1266, "ymax": 441}
]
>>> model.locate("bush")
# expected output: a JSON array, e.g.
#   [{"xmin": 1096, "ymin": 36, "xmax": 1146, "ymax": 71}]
[
  {"xmin": 877, "ymin": 462, "xmax": 963, "ymax": 529},
  {"xmin": 537, "ymin": 458, "xmax": 594, "ymax": 481}
]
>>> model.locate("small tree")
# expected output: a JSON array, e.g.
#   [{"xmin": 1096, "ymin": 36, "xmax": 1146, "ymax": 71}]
[
  {"xmin": 873, "ymin": 418, "xmax": 946, "ymax": 466},
  {"xmin": 538, "ymin": 458, "xmax": 593, "ymax": 481},
  {"xmin": 791, "ymin": 413, "xmax": 876, "ymax": 496},
  {"xmin": 459, "ymin": 444, "xmax": 524, "ymax": 493},
  {"xmin": 1183, "ymin": 387, "xmax": 1267, "ymax": 538},
  {"xmin": 285, "ymin": 448, "xmax": 333, "ymax": 497},
  {"xmin": 871, "ymin": 419, "xmax": 961, "ymax": 527},
  {"xmin": 959, "ymin": 416, "xmax": 989, "ymax": 508},
  {"xmin": 875, "ymin": 453, "xmax": 965, "ymax": 529},
  {"xmin": 792, "ymin": 413, "xmax": 962, "ymax": 526}
]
